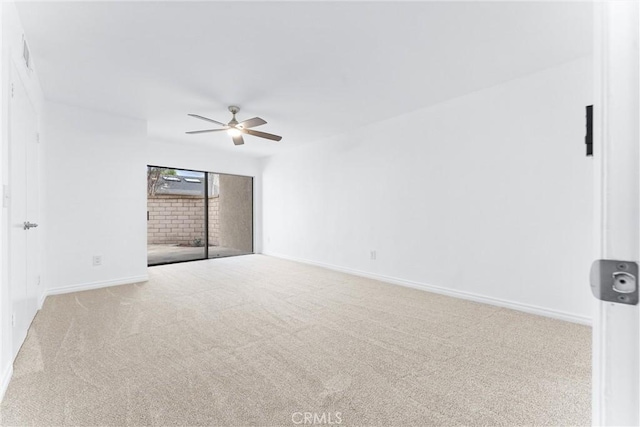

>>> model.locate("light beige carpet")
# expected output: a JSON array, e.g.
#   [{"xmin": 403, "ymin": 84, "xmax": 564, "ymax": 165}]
[{"xmin": 1, "ymin": 255, "xmax": 590, "ymax": 426}]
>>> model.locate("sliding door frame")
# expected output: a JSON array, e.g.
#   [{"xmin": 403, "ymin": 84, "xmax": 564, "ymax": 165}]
[
  {"xmin": 146, "ymin": 164, "xmax": 254, "ymax": 266},
  {"xmin": 204, "ymin": 173, "xmax": 209, "ymax": 259}
]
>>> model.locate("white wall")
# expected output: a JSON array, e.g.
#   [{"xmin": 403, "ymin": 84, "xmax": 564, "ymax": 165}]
[
  {"xmin": 262, "ymin": 57, "xmax": 594, "ymax": 323},
  {"xmin": 41, "ymin": 102, "xmax": 148, "ymax": 294},
  {"xmin": 40, "ymin": 110, "xmax": 265, "ymax": 298},
  {"xmin": 147, "ymin": 140, "xmax": 263, "ymax": 253},
  {"xmin": 0, "ymin": 1, "xmax": 45, "ymax": 398}
]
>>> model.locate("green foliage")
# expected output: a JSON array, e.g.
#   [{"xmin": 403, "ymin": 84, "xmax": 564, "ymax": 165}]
[{"xmin": 147, "ymin": 166, "xmax": 177, "ymax": 196}]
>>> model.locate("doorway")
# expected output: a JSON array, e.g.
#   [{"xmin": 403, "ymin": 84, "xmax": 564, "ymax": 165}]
[{"xmin": 146, "ymin": 166, "xmax": 253, "ymax": 266}]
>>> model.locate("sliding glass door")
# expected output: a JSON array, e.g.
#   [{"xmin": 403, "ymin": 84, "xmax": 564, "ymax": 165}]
[{"xmin": 147, "ymin": 166, "xmax": 253, "ymax": 266}]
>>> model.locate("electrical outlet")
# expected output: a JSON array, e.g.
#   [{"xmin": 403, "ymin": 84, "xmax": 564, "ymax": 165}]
[
  {"xmin": 92, "ymin": 255, "xmax": 102, "ymax": 266},
  {"xmin": 370, "ymin": 250, "xmax": 377, "ymax": 260}
]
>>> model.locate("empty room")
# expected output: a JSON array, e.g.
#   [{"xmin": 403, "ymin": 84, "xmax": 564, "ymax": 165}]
[{"xmin": 0, "ymin": 1, "xmax": 638, "ymax": 426}]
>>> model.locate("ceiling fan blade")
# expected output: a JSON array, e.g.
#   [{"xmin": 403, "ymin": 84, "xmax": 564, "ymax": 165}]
[
  {"xmin": 232, "ymin": 134, "xmax": 245, "ymax": 146},
  {"xmin": 243, "ymin": 128, "xmax": 282, "ymax": 142},
  {"xmin": 238, "ymin": 117, "xmax": 267, "ymax": 129},
  {"xmin": 186, "ymin": 129, "xmax": 227, "ymax": 134},
  {"xmin": 187, "ymin": 114, "xmax": 227, "ymax": 127}
]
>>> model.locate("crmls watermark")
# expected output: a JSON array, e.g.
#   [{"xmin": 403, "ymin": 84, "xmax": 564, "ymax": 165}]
[{"xmin": 291, "ymin": 412, "xmax": 342, "ymax": 425}]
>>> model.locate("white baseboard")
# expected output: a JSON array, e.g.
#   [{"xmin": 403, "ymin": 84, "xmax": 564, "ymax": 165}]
[
  {"xmin": 0, "ymin": 363, "xmax": 13, "ymax": 402},
  {"xmin": 263, "ymin": 252, "xmax": 591, "ymax": 326},
  {"xmin": 38, "ymin": 291, "xmax": 46, "ymax": 310},
  {"xmin": 44, "ymin": 275, "xmax": 149, "ymax": 299}
]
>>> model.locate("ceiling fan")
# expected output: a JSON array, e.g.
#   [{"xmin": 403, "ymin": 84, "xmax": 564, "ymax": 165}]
[{"xmin": 186, "ymin": 106, "xmax": 282, "ymax": 146}]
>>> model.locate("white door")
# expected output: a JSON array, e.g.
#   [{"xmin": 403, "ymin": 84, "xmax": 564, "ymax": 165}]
[
  {"xmin": 592, "ymin": 1, "xmax": 639, "ymax": 425},
  {"xmin": 9, "ymin": 63, "xmax": 39, "ymax": 359}
]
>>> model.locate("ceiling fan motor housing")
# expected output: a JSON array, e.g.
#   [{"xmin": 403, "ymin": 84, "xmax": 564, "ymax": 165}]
[{"xmin": 228, "ymin": 105, "xmax": 240, "ymax": 126}]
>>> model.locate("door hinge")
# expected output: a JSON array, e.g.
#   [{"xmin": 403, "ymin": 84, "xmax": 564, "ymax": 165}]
[
  {"xmin": 36, "ymin": 133, "xmax": 40, "ymax": 143},
  {"xmin": 11, "ymin": 83, "xmax": 14, "ymax": 98}
]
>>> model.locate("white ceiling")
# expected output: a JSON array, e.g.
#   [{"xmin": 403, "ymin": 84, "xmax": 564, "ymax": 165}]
[{"xmin": 17, "ymin": 1, "xmax": 593, "ymax": 158}]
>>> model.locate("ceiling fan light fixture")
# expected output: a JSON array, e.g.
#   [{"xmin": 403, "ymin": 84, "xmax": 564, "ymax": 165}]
[{"xmin": 227, "ymin": 128, "xmax": 242, "ymax": 137}]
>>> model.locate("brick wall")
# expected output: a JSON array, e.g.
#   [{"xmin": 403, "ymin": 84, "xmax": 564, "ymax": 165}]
[{"xmin": 147, "ymin": 195, "xmax": 219, "ymax": 245}]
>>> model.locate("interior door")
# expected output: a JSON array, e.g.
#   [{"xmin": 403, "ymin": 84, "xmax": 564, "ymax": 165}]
[
  {"xmin": 9, "ymin": 63, "xmax": 39, "ymax": 359},
  {"xmin": 592, "ymin": 1, "xmax": 640, "ymax": 425}
]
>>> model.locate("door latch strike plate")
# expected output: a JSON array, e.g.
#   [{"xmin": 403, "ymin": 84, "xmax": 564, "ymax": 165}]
[{"xmin": 590, "ymin": 260, "xmax": 638, "ymax": 305}]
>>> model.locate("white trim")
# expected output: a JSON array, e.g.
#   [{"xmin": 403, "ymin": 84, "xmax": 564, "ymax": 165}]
[
  {"xmin": 38, "ymin": 290, "xmax": 46, "ymax": 310},
  {"xmin": 591, "ymin": 1, "xmax": 640, "ymax": 424},
  {"xmin": 44, "ymin": 275, "xmax": 149, "ymax": 298},
  {"xmin": 0, "ymin": 364, "xmax": 13, "ymax": 403},
  {"xmin": 264, "ymin": 252, "xmax": 591, "ymax": 326}
]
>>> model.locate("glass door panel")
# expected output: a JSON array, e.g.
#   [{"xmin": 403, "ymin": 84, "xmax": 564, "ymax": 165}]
[{"xmin": 147, "ymin": 167, "xmax": 206, "ymax": 265}]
